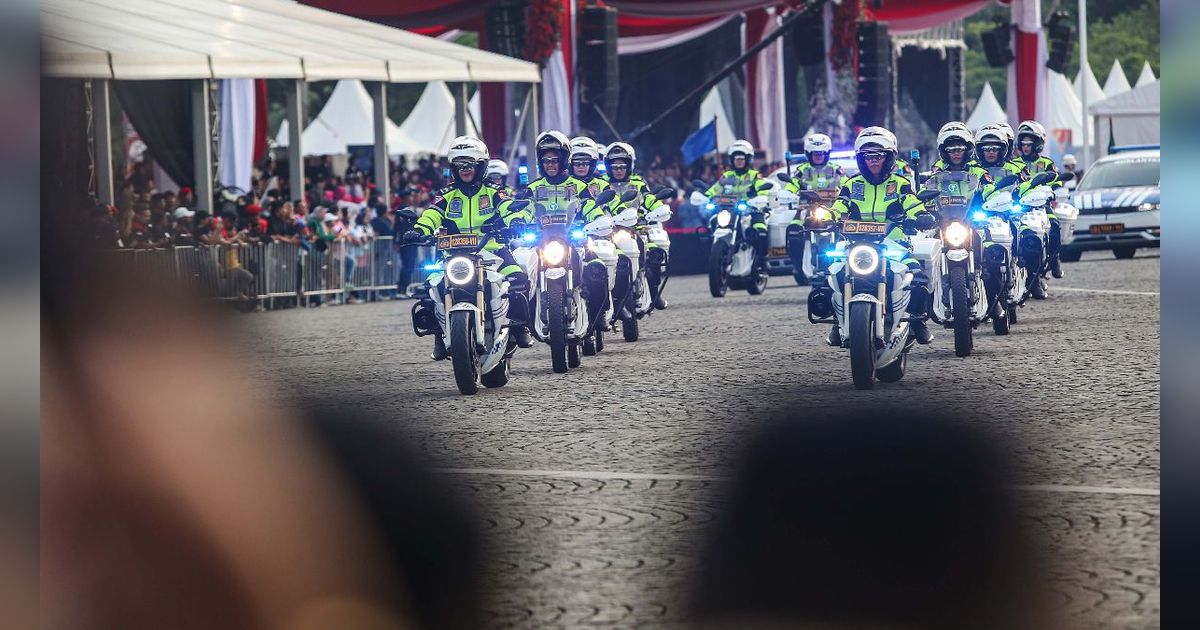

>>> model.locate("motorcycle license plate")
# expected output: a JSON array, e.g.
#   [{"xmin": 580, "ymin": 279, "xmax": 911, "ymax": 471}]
[
  {"xmin": 768, "ymin": 246, "xmax": 789, "ymax": 258},
  {"xmin": 539, "ymin": 214, "xmax": 569, "ymax": 226},
  {"xmin": 714, "ymin": 195, "xmax": 739, "ymax": 206},
  {"xmin": 437, "ymin": 233, "xmax": 480, "ymax": 250},
  {"xmin": 1089, "ymin": 223, "xmax": 1125, "ymax": 234},
  {"xmin": 842, "ymin": 220, "xmax": 888, "ymax": 235}
]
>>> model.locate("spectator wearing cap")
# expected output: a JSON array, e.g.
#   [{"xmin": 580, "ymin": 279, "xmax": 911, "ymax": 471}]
[{"xmin": 171, "ymin": 207, "xmax": 198, "ymax": 246}]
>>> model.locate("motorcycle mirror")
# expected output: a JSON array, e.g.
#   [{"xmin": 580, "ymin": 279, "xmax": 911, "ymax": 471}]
[
  {"xmin": 594, "ymin": 188, "xmax": 617, "ymax": 206},
  {"xmin": 916, "ymin": 189, "xmax": 941, "ymax": 203},
  {"xmin": 397, "ymin": 208, "xmax": 420, "ymax": 221},
  {"xmin": 758, "ymin": 181, "xmax": 776, "ymax": 191},
  {"xmin": 619, "ymin": 189, "xmax": 639, "ymax": 203},
  {"xmin": 800, "ymin": 190, "xmax": 822, "ymax": 202},
  {"xmin": 654, "ymin": 187, "xmax": 676, "ymax": 200},
  {"xmin": 508, "ymin": 199, "xmax": 530, "ymax": 212},
  {"xmin": 514, "ymin": 187, "xmax": 533, "ymax": 200},
  {"xmin": 918, "ymin": 173, "xmax": 931, "ymax": 185},
  {"xmin": 691, "ymin": 179, "xmax": 708, "ymax": 190},
  {"xmin": 776, "ymin": 172, "xmax": 793, "ymax": 183},
  {"xmin": 1057, "ymin": 171, "xmax": 1075, "ymax": 183},
  {"xmin": 1031, "ymin": 171, "xmax": 1055, "ymax": 187}
]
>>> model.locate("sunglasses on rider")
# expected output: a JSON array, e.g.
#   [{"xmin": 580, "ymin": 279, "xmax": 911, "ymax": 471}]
[
  {"xmin": 610, "ymin": 162, "xmax": 629, "ymax": 169},
  {"xmin": 945, "ymin": 145, "xmax": 968, "ymax": 153},
  {"xmin": 861, "ymin": 151, "xmax": 888, "ymax": 161},
  {"xmin": 1018, "ymin": 140, "xmax": 1036, "ymax": 147},
  {"xmin": 570, "ymin": 159, "xmax": 592, "ymax": 167},
  {"xmin": 540, "ymin": 156, "xmax": 561, "ymax": 164}
]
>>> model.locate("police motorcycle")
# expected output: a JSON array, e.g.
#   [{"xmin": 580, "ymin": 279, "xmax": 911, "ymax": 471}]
[
  {"xmin": 919, "ymin": 172, "xmax": 1020, "ymax": 357},
  {"xmin": 1009, "ymin": 171, "xmax": 1063, "ymax": 304},
  {"xmin": 691, "ymin": 177, "xmax": 777, "ymax": 297},
  {"xmin": 405, "ymin": 211, "xmax": 528, "ymax": 396},
  {"xmin": 511, "ymin": 192, "xmax": 615, "ymax": 374},
  {"xmin": 808, "ymin": 188, "xmax": 942, "ymax": 390},
  {"xmin": 772, "ymin": 172, "xmax": 837, "ymax": 290},
  {"xmin": 606, "ymin": 188, "xmax": 676, "ymax": 342}
]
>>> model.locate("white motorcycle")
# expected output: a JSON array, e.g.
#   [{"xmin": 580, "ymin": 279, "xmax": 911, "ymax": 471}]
[
  {"xmin": 605, "ymin": 188, "xmax": 675, "ymax": 341},
  {"xmin": 692, "ymin": 177, "xmax": 777, "ymax": 297}
]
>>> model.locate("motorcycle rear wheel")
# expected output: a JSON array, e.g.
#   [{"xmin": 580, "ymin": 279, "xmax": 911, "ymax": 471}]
[
  {"xmin": 950, "ymin": 265, "xmax": 973, "ymax": 357},
  {"xmin": 449, "ymin": 310, "xmax": 480, "ymax": 395},
  {"xmin": 848, "ymin": 301, "xmax": 876, "ymax": 390}
]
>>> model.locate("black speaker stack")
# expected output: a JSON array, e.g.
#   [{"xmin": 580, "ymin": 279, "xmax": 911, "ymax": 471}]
[
  {"xmin": 855, "ymin": 20, "xmax": 893, "ymax": 129},
  {"xmin": 484, "ymin": 0, "xmax": 527, "ymax": 59},
  {"xmin": 578, "ymin": 6, "xmax": 619, "ymax": 136},
  {"xmin": 981, "ymin": 23, "xmax": 1014, "ymax": 67},
  {"xmin": 1046, "ymin": 11, "xmax": 1075, "ymax": 74}
]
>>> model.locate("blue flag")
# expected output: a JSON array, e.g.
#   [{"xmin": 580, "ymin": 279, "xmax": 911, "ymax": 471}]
[{"xmin": 680, "ymin": 119, "xmax": 717, "ymax": 165}]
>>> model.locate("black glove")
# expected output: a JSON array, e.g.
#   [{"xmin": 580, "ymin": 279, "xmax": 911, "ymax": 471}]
[
  {"xmin": 401, "ymin": 230, "xmax": 425, "ymax": 245},
  {"xmin": 914, "ymin": 212, "xmax": 938, "ymax": 231},
  {"xmin": 508, "ymin": 216, "xmax": 528, "ymax": 229}
]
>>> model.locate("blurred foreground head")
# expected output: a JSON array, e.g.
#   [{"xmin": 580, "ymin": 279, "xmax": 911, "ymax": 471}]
[
  {"xmin": 691, "ymin": 413, "xmax": 1049, "ymax": 630},
  {"xmin": 42, "ymin": 205, "xmax": 482, "ymax": 629}
]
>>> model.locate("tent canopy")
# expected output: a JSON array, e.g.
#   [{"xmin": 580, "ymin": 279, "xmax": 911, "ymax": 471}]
[
  {"xmin": 1090, "ymin": 80, "xmax": 1160, "ymax": 152},
  {"xmin": 1135, "ymin": 61, "xmax": 1157, "ymax": 87},
  {"xmin": 41, "ymin": 0, "xmax": 538, "ymax": 83},
  {"xmin": 1090, "ymin": 80, "xmax": 1160, "ymax": 116},
  {"xmin": 1102, "ymin": 59, "xmax": 1132, "ymax": 98},
  {"xmin": 966, "ymin": 82, "xmax": 1006, "ymax": 130},
  {"xmin": 1073, "ymin": 63, "xmax": 1105, "ymax": 106}
]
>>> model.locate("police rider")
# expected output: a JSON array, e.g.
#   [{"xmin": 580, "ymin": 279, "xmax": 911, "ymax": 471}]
[
  {"xmin": 402, "ymin": 136, "xmax": 534, "ymax": 357},
  {"xmin": 785, "ymin": 132, "xmax": 848, "ymax": 278},
  {"xmin": 1014, "ymin": 120, "xmax": 1064, "ymax": 283},
  {"xmin": 485, "ymin": 158, "xmax": 513, "ymax": 195},
  {"xmin": 704, "ymin": 139, "xmax": 774, "ymax": 273},
  {"xmin": 603, "ymin": 142, "xmax": 672, "ymax": 310}
]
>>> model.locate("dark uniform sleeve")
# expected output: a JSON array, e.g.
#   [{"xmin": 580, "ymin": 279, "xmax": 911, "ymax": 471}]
[
  {"xmin": 830, "ymin": 183, "xmax": 855, "ymax": 220},
  {"xmin": 414, "ymin": 189, "xmax": 449, "ymax": 235}
]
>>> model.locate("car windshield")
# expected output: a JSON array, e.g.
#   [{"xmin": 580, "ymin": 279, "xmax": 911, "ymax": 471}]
[{"xmin": 1077, "ymin": 157, "xmax": 1160, "ymax": 190}]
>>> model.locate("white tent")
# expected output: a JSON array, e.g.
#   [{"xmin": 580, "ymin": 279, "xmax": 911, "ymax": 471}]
[
  {"xmin": 396, "ymin": 81, "xmax": 481, "ymax": 156},
  {"xmin": 1045, "ymin": 71, "xmax": 1083, "ymax": 160},
  {"xmin": 1090, "ymin": 80, "xmax": 1160, "ymax": 155},
  {"xmin": 1102, "ymin": 59, "xmax": 1132, "ymax": 99},
  {"xmin": 1073, "ymin": 64, "xmax": 1105, "ymax": 107},
  {"xmin": 699, "ymin": 86, "xmax": 736, "ymax": 151},
  {"xmin": 966, "ymin": 82, "xmax": 1007, "ymax": 131},
  {"xmin": 1136, "ymin": 61, "xmax": 1157, "ymax": 87},
  {"xmin": 274, "ymin": 80, "xmax": 412, "ymax": 156}
]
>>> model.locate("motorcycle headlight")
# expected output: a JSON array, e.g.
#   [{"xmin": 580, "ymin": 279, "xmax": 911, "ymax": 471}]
[
  {"xmin": 847, "ymin": 245, "xmax": 880, "ymax": 275},
  {"xmin": 716, "ymin": 209, "xmax": 732, "ymax": 227},
  {"xmin": 570, "ymin": 228, "xmax": 587, "ymax": 243},
  {"xmin": 542, "ymin": 240, "xmax": 567, "ymax": 266},
  {"xmin": 971, "ymin": 211, "xmax": 988, "ymax": 222},
  {"xmin": 812, "ymin": 207, "xmax": 832, "ymax": 221},
  {"xmin": 520, "ymin": 231, "xmax": 538, "ymax": 244},
  {"xmin": 737, "ymin": 202, "xmax": 748, "ymax": 211},
  {"xmin": 445, "ymin": 256, "xmax": 475, "ymax": 285},
  {"xmin": 944, "ymin": 221, "xmax": 970, "ymax": 248},
  {"xmin": 1138, "ymin": 201, "xmax": 1160, "ymax": 212},
  {"xmin": 705, "ymin": 202, "xmax": 715, "ymax": 211}
]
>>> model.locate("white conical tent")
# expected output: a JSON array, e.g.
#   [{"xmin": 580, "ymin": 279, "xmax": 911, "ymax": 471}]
[
  {"xmin": 273, "ymin": 80, "xmax": 411, "ymax": 156},
  {"xmin": 1136, "ymin": 61, "xmax": 1157, "ymax": 87},
  {"xmin": 1045, "ymin": 71, "xmax": 1083, "ymax": 160},
  {"xmin": 699, "ymin": 86, "xmax": 736, "ymax": 151},
  {"xmin": 966, "ymin": 82, "xmax": 1007, "ymax": 131},
  {"xmin": 1103, "ymin": 59, "xmax": 1132, "ymax": 98},
  {"xmin": 396, "ymin": 81, "xmax": 481, "ymax": 156},
  {"xmin": 1073, "ymin": 63, "xmax": 1105, "ymax": 106}
]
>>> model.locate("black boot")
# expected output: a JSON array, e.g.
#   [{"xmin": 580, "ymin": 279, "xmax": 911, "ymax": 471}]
[
  {"xmin": 909, "ymin": 318, "xmax": 934, "ymax": 344},
  {"xmin": 1050, "ymin": 255, "xmax": 1064, "ymax": 279},
  {"xmin": 1029, "ymin": 274, "xmax": 1047, "ymax": 300},
  {"xmin": 827, "ymin": 324, "xmax": 842, "ymax": 347},
  {"xmin": 511, "ymin": 325, "xmax": 534, "ymax": 348},
  {"xmin": 431, "ymin": 334, "xmax": 447, "ymax": 360}
]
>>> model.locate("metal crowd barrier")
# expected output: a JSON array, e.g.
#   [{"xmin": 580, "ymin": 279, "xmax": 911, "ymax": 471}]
[{"xmin": 109, "ymin": 236, "xmax": 425, "ymax": 309}]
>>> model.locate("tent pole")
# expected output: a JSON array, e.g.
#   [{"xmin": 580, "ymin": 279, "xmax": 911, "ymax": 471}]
[
  {"xmin": 369, "ymin": 81, "xmax": 390, "ymax": 205},
  {"xmin": 192, "ymin": 79, "xmax": 214, "ymax": 213},
  {"xmin": 93, "ymin": 79, "xmax": 114, "ymax": 205},
  {"xmin": 453, "ymin": 82, "xmax": 469, "ymax": 137},
  {"xmin": 1078, "ymin": 0, "xmax": 1090, "ymax": 168},
  {"xmin": 505, "ymin": 87, "xmax": 532, "ymax": 167},
  {"xmin": 286, "ymin": 79, "xmax": 305, "ymax": 205},
  {"xmin": 525, "ymin": 82, "xmax": 540, "ymax": 171}
]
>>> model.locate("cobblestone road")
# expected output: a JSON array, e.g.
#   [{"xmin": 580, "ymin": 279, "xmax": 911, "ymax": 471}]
[{"xmin": 245, "ymin": 250, "xmax": 1159, "ymax": 629}]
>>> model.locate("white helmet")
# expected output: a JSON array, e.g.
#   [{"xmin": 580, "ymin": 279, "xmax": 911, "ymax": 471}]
[
  {"xmin": 535, "ymin": 130, "xmax": 571, "ymax": 158},
  {"xmin": 604, "ymin": 142, "xmax": 636, "ymax": 172},
  {"xmin": 854, "ymin": 126, "xmax": 898, "ymax": 154},
  {"xmin": 485, "ymin": 158, "xmax": 509, "ymax": 178},
  {"xmin": 569, "ymin": 136, "xmax": 600, "ymax": 161},
  {"xmin": 936, "ymin": 121, "xmax": 975, "ymax": 163},
  {"xmin": 448, "ymin": 135, "xmax": 488, "ymax": 165},
  {"xmin": 1062, "ymin": 153, "xmax": 1077, "ymax": 166},
  {"xmin": 728, "ymin": 139, "xmax": 755, "ymax": 159},
  {"xmin": 975, "ymin": 123, "xmax": 1011, "ymax": 163},
  {"xmin": 804, "ymin": 133, "xmax": 833, "ymax": 154},
  {"xmin": 1016, "ymin": 120, "xmax": 1047, "ymax": 152}
]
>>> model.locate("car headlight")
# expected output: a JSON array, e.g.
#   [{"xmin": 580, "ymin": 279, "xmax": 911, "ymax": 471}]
[
  {"xmin": 847, "ymin": 245, "xmax": 880, "ymax": 275},
  {"xmin": 445, "ymin": 256, "xmax": 475, "ymax": 285},
  {"xmin": 716, "ymin": 209, "xmax": 732, "ymax": 227},
  {"xmin": 1138, "ymin": 201, "xmax": 1160, "ymax": 212},
  {"xmin": 944, "ymin": 221, "xmax": 970, "ymax": 248},
  {"xmin": 542, "ymin": 240, "xmax": 567, "ymax": 266}
]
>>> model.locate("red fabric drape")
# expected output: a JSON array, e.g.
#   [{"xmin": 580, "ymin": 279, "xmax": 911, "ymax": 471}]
[
  {"xmin": 744, "ymin": 8, "xmax": 770, "ymax": 151},
  {"xmin": 1014, "ymin": 29, "xmax": 1040, "ymax": 122},
  {"xmin": 476, "ymin": 26, "xmax": 507, "ymax": 154},
  {"xmin": 253, "ymin": 79, "xmax": 268, "ymax": 162}
]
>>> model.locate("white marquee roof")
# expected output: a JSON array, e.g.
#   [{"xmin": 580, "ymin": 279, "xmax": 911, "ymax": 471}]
[{"xmin": 41, "ymin": 0, "xmax": 539, "ymax": 83}]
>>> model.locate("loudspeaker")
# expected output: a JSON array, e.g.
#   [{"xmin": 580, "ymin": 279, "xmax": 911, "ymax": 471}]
[
  {"xmin": 579, "ymin": 6, "xmax": 619, "ymax": 127},
  {"xmin": 484, "ymin": 0, "xmax": 527, "ymax": 59},
  {"xmin": 855, "ymin": 21, "xmax": 893, "ymax": 128},
  {"xmin": 1046, "ymin": 11, "xmax": 1074, "ymax": 74},
  {"xmin": 981, "ymin": 23, "xmax": 1014, "ymax": 67}
]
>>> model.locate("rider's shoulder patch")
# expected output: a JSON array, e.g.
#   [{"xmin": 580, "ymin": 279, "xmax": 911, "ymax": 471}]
[{"xmin": 850, "ymin": 179, "xmax": 866, "ymax": 201}]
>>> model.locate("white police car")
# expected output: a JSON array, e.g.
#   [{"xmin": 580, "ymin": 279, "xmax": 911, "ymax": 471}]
[{"xmin": 1063, "ymin": 147, "xmax": 1160, "ymax": 260}]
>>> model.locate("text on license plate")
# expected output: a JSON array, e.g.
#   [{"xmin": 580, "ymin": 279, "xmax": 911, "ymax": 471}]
[
  {"xmin": 1089, "ymin": 223, "xmax": 1125, "ymax": 234},
  {"xmin": 768, "ymin": 246, "xmax": 789, "ymax": 258}
]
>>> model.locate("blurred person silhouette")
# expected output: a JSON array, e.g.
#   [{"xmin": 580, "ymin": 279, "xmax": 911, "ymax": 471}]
[
  {"xmin": 690, "ymin": 412, "xmax": 1056, "ymax": 630},
  {"xmin": 42, "ymin": 203, "xmax": 486, "ymax": 630}
]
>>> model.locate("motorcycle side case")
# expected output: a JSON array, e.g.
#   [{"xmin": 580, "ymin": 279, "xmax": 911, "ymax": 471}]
[{"xmin": 646, "ymin": 224, "xmax": 671, "ymax": 254}]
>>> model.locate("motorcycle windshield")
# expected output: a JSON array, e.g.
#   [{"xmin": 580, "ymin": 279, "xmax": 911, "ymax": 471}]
[{"xmin": 932, "ymin": 171, "xmax": 978, "ymax": 219}]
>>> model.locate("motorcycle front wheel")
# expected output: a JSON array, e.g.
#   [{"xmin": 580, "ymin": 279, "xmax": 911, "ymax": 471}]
[
  {"xmin": 746, "ymin": 260, "xmax": 768, "ymax": 295},
  {"xmin": 848, "ymin": 300, "xmax": 876, "ymax": 390},
  {"xmin": 449, "ymin": 310, "xmax": 480, "ymax": 395},
  {"xmin": 950, "ymin": 265, "xmax": 973, "ymax": 357},
  {"xmin": 708, "ymin": 240, "xmax": 730, "ymax": 298},
  {"xmin": 546, "ymin": 281, "xmax": 569, "ymax": 374}
]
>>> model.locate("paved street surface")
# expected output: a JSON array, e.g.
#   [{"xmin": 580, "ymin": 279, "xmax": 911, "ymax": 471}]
[{"xmin": 244, "ymin": 250, "xmax": 1159, "ymax": 629}]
